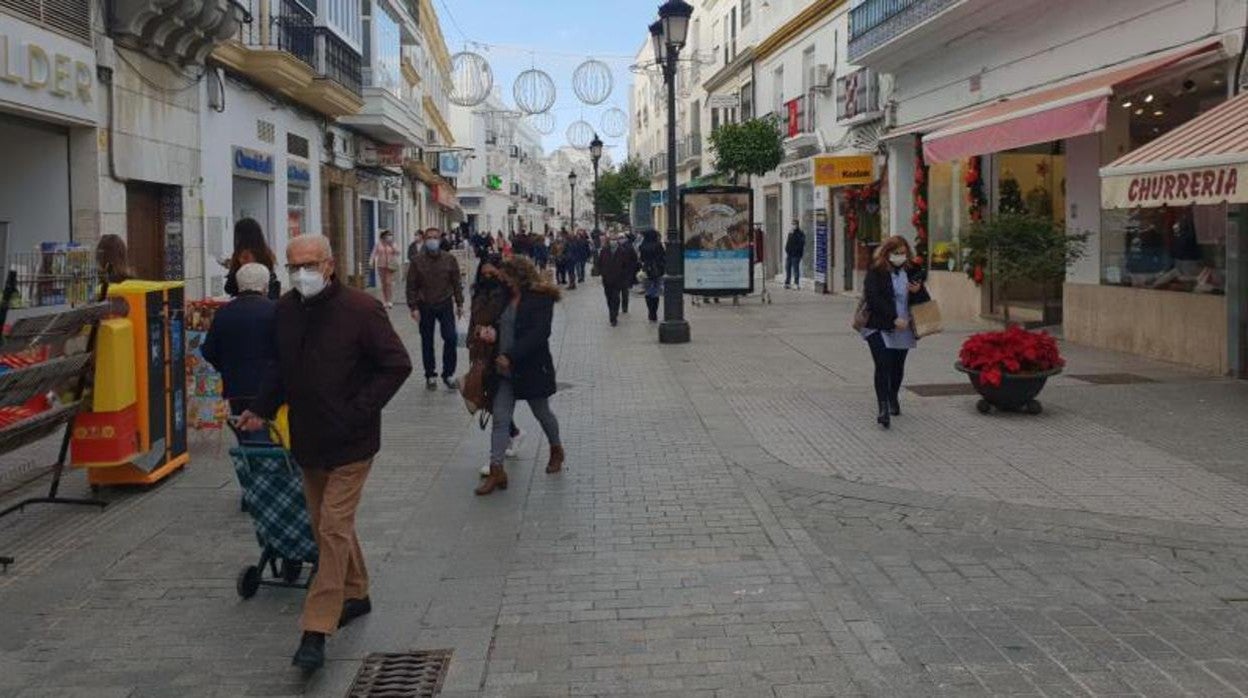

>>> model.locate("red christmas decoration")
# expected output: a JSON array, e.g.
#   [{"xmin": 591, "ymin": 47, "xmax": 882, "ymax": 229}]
[{"xmin": 959, "ymin": 326, "xmax": 1065, "ymax": 388}]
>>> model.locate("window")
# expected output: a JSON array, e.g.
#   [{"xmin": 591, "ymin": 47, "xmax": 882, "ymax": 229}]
[
  {"xmin": 741, "ymin": 0, "xmax": 751, "ymax": 27},
  {"xmin": 711, "ymin": 108, "xmax": 720, "ymax": 133},
  {"xmin": 370, "ymin": 5, "xmax": 402, "ymax": 95},
  {"xmin": 730, "ymin": 8, "xmax": 738, "ymax": 61},
  {"xmin": 723, "ymin": 17, "xmax": 730, "ymax": 64},
  {"xmin": 772, "ymin": 66, "xmax": 784, "ymax": 116},
  {"xmin": 740, "ymin": 83, "xmax": 753, "ymax": 120},
  {"xmin": 1101, "ymin": 205, "xmax": 1227, "ymax": 294}
]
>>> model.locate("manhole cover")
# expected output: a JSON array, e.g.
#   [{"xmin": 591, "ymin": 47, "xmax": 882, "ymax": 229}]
[
  {"xmin": 346, "ymin": 649, "xmax": 453, "ymax": 697},
  {"xmin": 556, "ymin": 381, "xmax": 577, "ymax": 391},
  {"xmin": 907, "ymin": 383, "xmax": 978, "ymax": 397},
  {"xmin": 1069, "ymin": 373, "xmax": 1156, "ymax": 385}
]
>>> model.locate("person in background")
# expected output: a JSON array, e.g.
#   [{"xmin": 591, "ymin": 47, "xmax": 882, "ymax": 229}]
[
  {"xmin": 598, "ymin": 233, "xmax": 638, "ymax": 326},
  {"xmin": 784, "ymin": 219, "xmax": 807, "ymax": 290},
  {"xmin": 95, "ymin": 234, "xmax": 132, "ymax": 285},
  {"xmin": 225, "ymin": 218, "xmax": 281, "ymax": 299},
  {"xmin": 407, "ymin": 227, "xmax": 464, "ymax": 391},
  {"xmin": 638, "ymin": 228, "xmax": 665, "ymax": 323},
  {"xmin": 369, "ymin": 229, "xmax": 401, "ymax": 309},
  {"xmin": 532, "ymin": 233, "xmax": 549, "ymax": 271},
  {"xmin": 238, "ymin": 234, "xmax": 411, "ymax": 673},
  {"xmin": 552, "ymin": 231, "xmax": 569, "ymax": 286},
  {"xmin": 573, "ymin": 230, "xmax": 591, "ymax": 284},
  {"xmin": 861, "ymin": 235, "xmax": 929, "ymax": 429},
  {"xmin": 200, "ymin": 263, "xmax": 276, "ymax": 441},
  {"xmin": 473, "ymin": 256, "xmax": 565, "ymax": 496}
]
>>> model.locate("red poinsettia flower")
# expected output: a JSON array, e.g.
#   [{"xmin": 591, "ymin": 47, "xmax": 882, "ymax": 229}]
[{"xmin": 959, "ymin": 326, "xmax": 1065, "ymax": 387}]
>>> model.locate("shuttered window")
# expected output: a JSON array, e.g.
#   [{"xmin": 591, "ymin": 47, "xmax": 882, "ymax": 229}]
[{"xmin": 1, "ymin": 0, "xmax": 93, "ymax": 44}]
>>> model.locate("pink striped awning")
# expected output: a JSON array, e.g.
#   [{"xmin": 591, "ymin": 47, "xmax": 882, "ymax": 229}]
[
  {"xmin": 922, "ymin": 41, "xmax": 1222, "ymax": 164},
  {"xmin": 1101, "ymin": 91, "xmax": 1248, "ymax": 208}
]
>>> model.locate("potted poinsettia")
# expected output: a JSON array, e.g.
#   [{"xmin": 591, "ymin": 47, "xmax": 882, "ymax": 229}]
[{"xmin": 956, "ymin": 325, "xmax": 1064, "ymax": 414}]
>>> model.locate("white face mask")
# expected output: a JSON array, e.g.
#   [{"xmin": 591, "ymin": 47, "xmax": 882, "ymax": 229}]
[
  {"xmin": 889, "ymin": 254, "xmax": 908, "ymax": 268},
  {"xmin": 291, "ymin": 267, "xmax": 327, "ymax": 298}
]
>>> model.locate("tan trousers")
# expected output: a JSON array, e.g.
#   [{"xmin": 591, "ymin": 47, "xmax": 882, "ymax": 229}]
[{"xmin": 300, "ymin": 458, "xmax": 371, "ymax": 634}]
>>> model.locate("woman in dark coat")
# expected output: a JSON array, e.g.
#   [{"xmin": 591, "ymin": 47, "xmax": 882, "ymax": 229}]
[
  {"xmin": 638, "ymin": 228, "xmax": 665, "ymax": 322},
  {"xmin": 473, "ymin": 256, "xmax": 564, "ymax": 495},
  {"xmin": 223, "ymin": 218, "xmax": 281, "ymax": 299},
  {"xmin": 861, "ymin": 235, "xmax": 930, "ymax": 429}
]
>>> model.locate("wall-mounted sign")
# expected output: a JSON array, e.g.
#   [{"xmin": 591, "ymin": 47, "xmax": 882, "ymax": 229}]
[
  {"xmin": 438, "ymin": 152, "xmax": 461, "ymax": 175},
  {"xmin": 0, "ymin": 16, "xmax": 97, "ymax": 125},
  {"xmin": 1102, "ymin": 164, "xmax": 1247, "ymax": 208},
  {"xmin": 778, "ymin": 158, "xmax": 812, "ymax": 181},
  {"xmin": 359, "ymin": 142, "xmax": 405, "ymax": 167},
  {"xmin": 287, "ymin": 159, "xmax": 311, "ymax": 188},
  {"xmin": 813, "ymin": 155, "xmax": 875, "ymax": 188},
  {"xmin": 707, "ymin": 93, "xmax": 740, "ymax": 109},
  {"xmin": 232, "ymin": 147, "xmax": 274, "ymax": 181}
]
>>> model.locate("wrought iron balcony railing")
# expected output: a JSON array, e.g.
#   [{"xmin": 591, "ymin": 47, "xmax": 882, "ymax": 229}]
[
  {"xmin": 238, "ymin": 0, "xmax": 315, "ymax": 69},
  {"xmin": 848, "ymin": 0, "xmax": 959, "ymax": 61},
  {"xmin": 315, "ymin": 27, "xmax": 363, "ymax": 96}
]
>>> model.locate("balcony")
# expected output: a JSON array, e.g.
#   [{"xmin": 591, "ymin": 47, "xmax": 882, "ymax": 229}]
[
  {"xmin": 847, "ymin": 0, "xmax": 1024, "ymax": 70},
  {"xmin": 338, "ymin": 66, "xmax": 423, "ymax": 146},
  {"xmin": 678, "ymin": 135, "xmax": 702, "ymax": 170},
  {"xmin": 112, "ymin": 0, "xmax": 247, "ymax": 65},
  {"xmin": 836, "ymin": 68, "xmax": 882, "ymax": 124},
  {"xmin": 292, "ymin": 28, "xmax": 365, "ymax": 117}
]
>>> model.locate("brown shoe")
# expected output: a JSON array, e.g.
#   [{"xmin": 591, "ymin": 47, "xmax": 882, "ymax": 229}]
[
  {"xmin": 546, "ymin": 444, "xmax": 565, "ymax": 474},
  {"xmin": 475, "ymin": 462, "xmax": 508, "ymax": 495}
]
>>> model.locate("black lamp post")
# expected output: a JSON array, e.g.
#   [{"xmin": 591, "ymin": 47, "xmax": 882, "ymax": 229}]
[
  {"xmin": 652, "ymin": 0, "xmax": 693, "ymax": 344},
  {"xmin": 568, "ymin": 170, "xmax": 577, "ymax": 231},
  {"xmin": 589, "ymin": 133, "xmax": 603, "ymax": 240}
]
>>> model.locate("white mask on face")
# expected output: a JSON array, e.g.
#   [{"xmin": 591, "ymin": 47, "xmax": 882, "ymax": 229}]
[
  {"xmin": 291, "ymin": 267, "xmax": 327, "ymax": 298},
  {"xmin": 889, "ymin": 254, "xmax": 908, "ymax": 268}
]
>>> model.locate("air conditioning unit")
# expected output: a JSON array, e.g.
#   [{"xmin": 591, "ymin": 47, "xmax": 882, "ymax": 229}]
[{"xmin": 810, "ymin": 64, "xmax": 832, "ymax": 94}]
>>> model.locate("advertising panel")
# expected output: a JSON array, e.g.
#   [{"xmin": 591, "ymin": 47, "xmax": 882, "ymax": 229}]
[{"xmin": 681, "ymin": 186, "xmax": 753, "ymax": 295}]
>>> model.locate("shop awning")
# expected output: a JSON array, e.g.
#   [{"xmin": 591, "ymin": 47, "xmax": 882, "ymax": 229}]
[
  {"xmin": 1101, "ymin": 91, "xmax": 1248, "ymax": 208},
  {"xmin": 922, "ymin": 41, "xmax": 1222, "ymax": 163}
]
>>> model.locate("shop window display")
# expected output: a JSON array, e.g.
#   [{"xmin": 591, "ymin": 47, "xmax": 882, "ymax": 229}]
[
  {"xmin": 927, "ymin": 160, "xmax": 962, "ymax": 271},
  {"xmin": 1100, "ymin": 204, "xmax": 1225, "ymax": 294}
]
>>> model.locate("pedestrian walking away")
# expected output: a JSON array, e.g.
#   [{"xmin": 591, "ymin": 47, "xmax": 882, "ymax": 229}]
[
  {"xmin": 200, "ymin": 263, "xmax": 277, "ymax": 442},
  {"xmin": 407, "ymin": 227, "xmax": 465, "ymax": 391},
  {"xmin": 224, "ymin": 218, "xmax": 282, "ymax": 299},
  {"xmin": 599, "ymin": 233, "xmax": 638, "ymax": 326},
  {"xmin": 637, "ymin": 228, "xmax": 665, "ymax": 323},
  {"xmin": 784, "ymin": 219, "xmax": 806, "ymax": 289},
  {"xmin": 369, "ymin": 229, "xmax": 401, "ymax": 309},
  {"xmin": 860, "ymin": 235, "xmax": 929, "ymax": 429},
  {"xmin": 473, "ymin": 256, "xmax": 565, "ymax": 496},
  {"xmin": 239, "ymin": 234, "xmax": 412, "ymax": 673}
]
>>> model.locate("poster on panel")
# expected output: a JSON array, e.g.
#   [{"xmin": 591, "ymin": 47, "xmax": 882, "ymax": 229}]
[{"xmin": 680, "ymin": 185, "xmax": 754, "ymax": 295}]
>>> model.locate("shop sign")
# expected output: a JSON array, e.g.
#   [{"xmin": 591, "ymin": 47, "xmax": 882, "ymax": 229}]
[
  {"xmin": 359, "ymin": 142, "xmax": 405, "ymax": 167},
  {"xmin": 232, "ymin": 147, "xmax": 274, "ymax": 181},
  {"xmin": 707, "ymin": 93, "xmax": 740, "ymax": 109},
  {"xmin": 287, "ymin": 159, "xmax": 311, "ymax": 188},
  {"xmin": 813, "ymin": 155, "xmax": 875, "ymax": 188},
  {"xmin": 1102, "ymin": 164, "xmax": 1248, "ymax": 208},
  {"xmin": 0, "ymin": 16, "xmax": 97, "ymax": 125},
  {"xmin": 778, "ymin": 158, "xmax": 812, "ymax": 181},
  {"xmin": 438, "ymin": 152, "xmax": 461, "ymax": 175}
]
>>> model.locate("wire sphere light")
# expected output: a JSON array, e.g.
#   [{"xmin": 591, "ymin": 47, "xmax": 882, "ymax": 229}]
[
  {"xmin": 526, "ymin": 111, "xmax": 556, "ymax": 135},
  {"xmin": 448, "ymin": 51, "xmax": 493, "ymax": 107},
  {"xmin": 600, "ymin": 108, "xmax": 628, "ymax": 138},
  {"xmin": 566, "ymin": 120, "xmax": 595, "ymax": 149},
  {"xmin": 513, "ymin": 68, "xmax": 557, "ymax": 115},
  {"xmin": 572, "ymin": 59, "xmax": 614, "ymax": 106}
]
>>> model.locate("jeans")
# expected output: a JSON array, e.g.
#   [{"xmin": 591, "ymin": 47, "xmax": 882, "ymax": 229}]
[
  {"xmin": 576, "ymin": 261, "xmax": 587, "ymax": 282},
  {"xmin": 604, "ymin": 285, "xmax": 628, "ymax": 322},
  {"xmin": 866, "ymin": 332, "xmax": 908, "ymax": 405},
  {"xmin": 490, "ymin": 379, "xmax": 561, "ymax": 463},
  {"xmin": 785, "ymin": 255, "xmax": 802, "ymax": 286},
  {"xmin": 555, "ymin": 263, "xmax": 567, "ymax": 285},
  {"xmin": 418, "ymin": 300, "xmax": 458, "ymax": 379}
]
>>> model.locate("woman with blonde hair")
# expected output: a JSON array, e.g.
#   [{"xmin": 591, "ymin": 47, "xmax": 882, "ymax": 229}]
[
  {"xmin": 473, "ymin": 255, "xmax": 565, "ymax": 495},
  {"xmin": 861, "ymin": 235, "xmax": 929, "ymax": 429}
]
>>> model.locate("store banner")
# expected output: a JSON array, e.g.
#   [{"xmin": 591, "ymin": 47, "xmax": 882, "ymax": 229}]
[
  {"xmin": 814, "ymin": 155, "xmax": 875, "ymax": 187},
  {"xmin": 681, "ymin": 186, "xmax": 754, "ymax": 295},
  {"xmin": 1102, "ymin": 163, "xmax": 1248, "ymax": 208},
  {"xmin": 814, "ymin": 210, "xmax": 828, "ymax": 285},
  {"xmin": 287, "ymin": 159, "xmax": 311, "ymax": 188},
  {"xmin": 232, "ymin": 147, "xmax": 274, "ymax": 181}
]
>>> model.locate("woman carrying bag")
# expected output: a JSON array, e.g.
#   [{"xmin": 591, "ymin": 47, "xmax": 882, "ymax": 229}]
[
  {"xmin": 369, "ymin": 229, "xmax": 401, "ymax": 309},
  {"xmin": 859, "ymin": 235, "xmax": 930, "ymax": 429}
]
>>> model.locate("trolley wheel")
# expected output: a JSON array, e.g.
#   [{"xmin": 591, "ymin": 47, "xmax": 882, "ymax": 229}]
[
  {"xmin": 237, "ymin": 565, "xmax": 261, "ymax": 599},
  {"xmin": 976, "ymin": 399, "xmax": 992, "ymax": 414},
  {"xmin": 1025, "ymin": 399, "xmax": 1044, "ymax": 415},
  {"xmin": 281, "ymin": 559, "xmax": 303, "ymax": 584}
]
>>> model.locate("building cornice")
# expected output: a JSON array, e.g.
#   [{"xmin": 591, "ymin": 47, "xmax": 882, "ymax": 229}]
[
  {"xmin": 756, "ymin": 0, "xmax": 847, "ymax": 61},
  {"xmin": 702, "ymin": 46, "xmax": 756, "ymax": 93}
]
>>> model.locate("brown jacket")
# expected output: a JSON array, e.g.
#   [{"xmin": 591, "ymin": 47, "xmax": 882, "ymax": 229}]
[
  {"xmin": 406, "ymin": 250, "xmax": 464, "ymax": 309},
  {"xmin": 253, "ymin": 280, "xmax": 412, "ymax": 469}
]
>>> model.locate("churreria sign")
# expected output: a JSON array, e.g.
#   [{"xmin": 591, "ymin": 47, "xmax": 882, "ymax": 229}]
[
  {"xmin": 1102, "ymin": 164, "xmax": 1248, "ymax": 208},
  {"xmin": 0, "ymin": 16, "xmax": 96, "ymax": 124}
]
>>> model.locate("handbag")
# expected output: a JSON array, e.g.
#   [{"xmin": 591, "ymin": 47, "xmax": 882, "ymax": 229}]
[
  {"xmin": 910, "ymin": 299, "xmax": 943, "ymax": 338},
  {"xmin": 459, "ymin": 359, "xmax": 490, "ymax": 415},
  {"xmin": 851, "ymin": 298, "xmax": 870, "ymax": 331}
]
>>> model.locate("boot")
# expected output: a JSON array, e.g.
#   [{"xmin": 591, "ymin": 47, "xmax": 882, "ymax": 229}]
[
  {"xmin": 877, "ymin": 401, "xmax": 891, "ymax": 429},
  {"xmin": 646, "ymin": 297, "xmax": 659, "ymax": 322},
  {"xmin": 546, "ymin": 444, "xmax": 565, "ymax": 474},
  {"xmin": 292, "ymin": 631, "xmax": 325, "ymax": 672},
  {"xmin": 475, "ymin": 462, "xmax": 508, "ymax": 495},
  {"xmin": 889, "ymin": 394, "xmax": 901, "ymax": 416}
]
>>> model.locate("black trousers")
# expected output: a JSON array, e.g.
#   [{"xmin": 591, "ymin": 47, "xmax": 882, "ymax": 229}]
[
  {"xmin": 604, "ymin": 285, "xmax": 628, "ymax": 321},
  {"xmin": 866, "ymin": 331, "xmax": 908, "ymax": 405},
  {"xmin": 418, "ymin": 300, "xmax": 458, "ymax": 379}
]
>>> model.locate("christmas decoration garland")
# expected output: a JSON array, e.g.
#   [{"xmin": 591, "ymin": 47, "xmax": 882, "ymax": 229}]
[
  {"xmin": 841, "ymin": 182, "xmax": 881, "ymax": 240},
  {"xmin": 911, "ymin": 135, "xmax": 929, "ymax": 265},
  {"xmin": 964, "ymin": 155, "xmax": 987, "ymax": 284}
]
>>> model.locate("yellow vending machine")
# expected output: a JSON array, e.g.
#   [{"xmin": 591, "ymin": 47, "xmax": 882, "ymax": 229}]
[{"xmin": 72, "ymin": 281, "xmax": 189, "ymax": 486}]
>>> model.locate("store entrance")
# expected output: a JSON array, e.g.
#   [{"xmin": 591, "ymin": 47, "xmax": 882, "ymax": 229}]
[
  {"xmin": 764, "ymin": 190, "xmax": 780, "ymax": 279},
  {"xmin": 126, "ymin": 182, "xmax": 164, "ymax": 281},
  {"xmin": 993, "ymin": 141, "xmax": 1066, "ymax": 325}
]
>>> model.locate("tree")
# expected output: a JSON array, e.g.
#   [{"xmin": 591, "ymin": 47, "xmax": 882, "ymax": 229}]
[
  {"xmin": 708, "ymin": 116, "xmax": 786, "ymax": 182},
  {"xmin": 593, "ymin": 159, "xmax": 651, "ymax": 220},
  {"xmin": 962, "ymin": 213, "xmax": 1089, "ymax": 325}
]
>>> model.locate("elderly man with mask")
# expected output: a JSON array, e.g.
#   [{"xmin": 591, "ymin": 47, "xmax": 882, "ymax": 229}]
[
  {"xmin": 239, "ymin": 234, "xmax": 411, "ymax": 672},
  {"xmin": 597, "ymin": 233, "xmax": 639, "ymax": 326},
  {"xmin": 406, "ymin": 227, "xmax": 464, "ymax": 390}
]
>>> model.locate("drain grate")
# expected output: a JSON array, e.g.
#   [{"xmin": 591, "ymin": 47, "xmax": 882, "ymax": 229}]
[
  {"xmin": 1068, "ymin": 373, "xmax": 1156, "ymax": 385},
  {"xmin": 346, "ymin": 650, "xmax": 453, "ymax": 697},
  {"xmin": 907, "ymin": 383, "xmax": 979, "ymax": 397}
]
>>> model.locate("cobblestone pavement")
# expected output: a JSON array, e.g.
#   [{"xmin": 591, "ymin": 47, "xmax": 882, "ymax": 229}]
[{"xmin": 1, "ymin": 281, "xmax": 1247, "ymax": 697}]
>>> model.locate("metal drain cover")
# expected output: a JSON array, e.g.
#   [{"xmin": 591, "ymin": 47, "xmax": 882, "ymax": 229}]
[
  {"xmin": 1069, "ymin": 373, "xmax": 1156, "ymax": 385},
  {"xmin": 907, "ymin": 383, "xmax": 979, "ymax": 397},
  {"xmin": 346, "ymin": 649, "xmax": 453, "ymax": 697}
]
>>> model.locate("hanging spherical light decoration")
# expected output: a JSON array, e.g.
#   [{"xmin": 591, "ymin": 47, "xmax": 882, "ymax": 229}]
[
  {"xmin": 566, "ymin": 120, "xmax": 595, "ymax": 149},
  {"xmin": 448, "ymin": 51, "xmax": 493, "ymax": 107},
  {"xmin": 572, "ymin": 59, "xmax": 614, "ymax": 106},
  {"xmin": 600, "ymin": 108, "xmax": 628, "ymax": 138},
  {"xmin": 513, "ymin": 68, "xmax": 557, "ymax": 115},
  {"xmin": 527, "ymin": 111, "xmax": 556, "ymax": 136}
]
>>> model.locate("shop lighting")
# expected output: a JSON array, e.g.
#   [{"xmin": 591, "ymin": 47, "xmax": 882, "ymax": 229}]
[
  {"xmin": 1144, "ymin": 93, "xmax": 1155, "ymax": 103},
  {"xmin": 1153, "ymin": 109, "xmax": 1164, "ymax": 117},
  {"xmin": 1120, "ymin": 100, "xmax": 1133, "ymax": 109},
  {"xmin": 1134, "ymin": 108, "xmax": 1145, "ymax": 116}
]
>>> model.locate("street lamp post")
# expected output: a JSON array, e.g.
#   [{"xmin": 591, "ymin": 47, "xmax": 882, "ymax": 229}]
[
  {"xmin": 590, "ymin": 133, "xmax": 603, "ymax": 242},
  {"xmin": 568, "ymin": 170, "xmax": 578, "ymax": 231},
  {"xmin": 652, "ymin": 0, "xmax": 693, "ymax": 344}
]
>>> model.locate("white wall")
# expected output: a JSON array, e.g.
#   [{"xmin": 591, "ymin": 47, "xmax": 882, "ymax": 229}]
[{"xmin": 0, "ymin": 116, "xmax": 70, "ymax": 253}]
